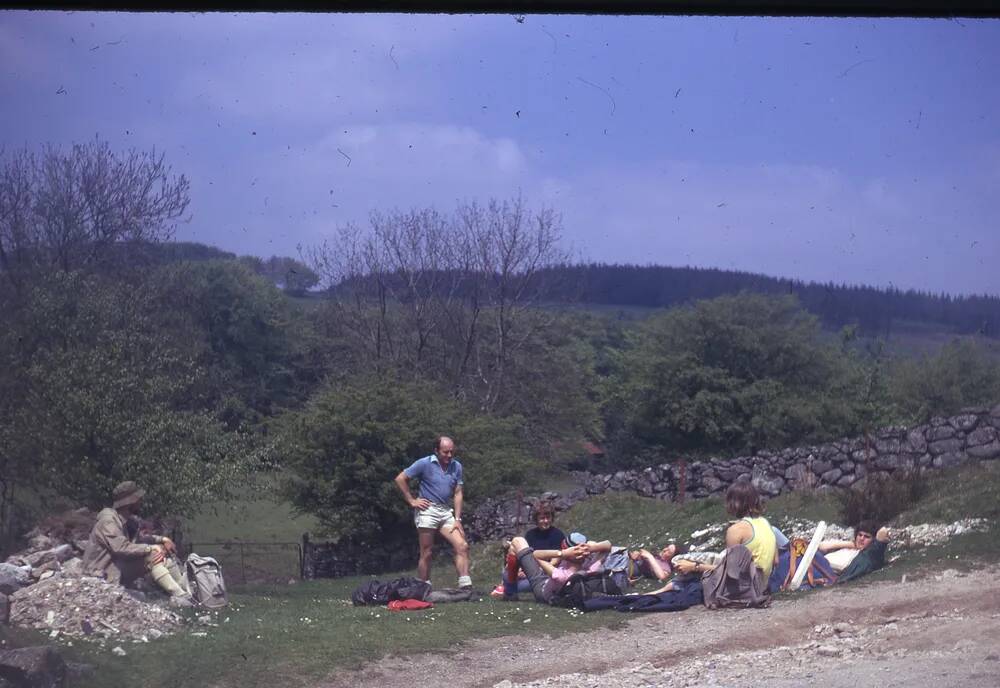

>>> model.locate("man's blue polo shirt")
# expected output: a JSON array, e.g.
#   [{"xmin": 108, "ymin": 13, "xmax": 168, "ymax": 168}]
[{"xmin": 403, "ymin": 455, "xmax": 464, "ymax": 505}]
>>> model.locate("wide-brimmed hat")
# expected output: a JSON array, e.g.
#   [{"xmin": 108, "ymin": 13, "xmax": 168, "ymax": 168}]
[{"xmin": 112, "ymin": 481, "xmax": 145, "ymax": 509}]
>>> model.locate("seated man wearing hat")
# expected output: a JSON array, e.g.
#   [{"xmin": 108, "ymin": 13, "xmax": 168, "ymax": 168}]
[{"xmin": 81, "ymin": 481, "xmax": 193, "ymax": 607}]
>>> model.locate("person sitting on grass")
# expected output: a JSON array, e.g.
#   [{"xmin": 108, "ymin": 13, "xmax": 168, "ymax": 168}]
[
  {"xmin": 491, "ymin": 502, "xmax": 567, "ymax": 598},
  {"xmin": 674, "ymin": 480, "xmax": 776, "ymax": 608},
  {"xmin": 819, "ymin": 520, "xmax": 892, "ymax": 583},
  {"xmin": 503, "ymin": 532, "xmax": 613, "ymax": 604}
]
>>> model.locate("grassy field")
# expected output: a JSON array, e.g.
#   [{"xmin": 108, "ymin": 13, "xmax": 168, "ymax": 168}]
[
  {"xmin": 63, "ymin": 578, "xmax": 623, "ymax": 688},
  {"xmin": 180, "ymin": 478, "xmax": 320, "ymax": 584},
  {"xmin": 3, "ymin": 462, "xmax": 999, "ymax": 688}
]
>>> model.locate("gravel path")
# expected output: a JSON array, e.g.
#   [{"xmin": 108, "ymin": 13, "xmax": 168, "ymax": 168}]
[{"xmin": 320, "ymin": 566, "xmax": 1000, "ymax": 688}]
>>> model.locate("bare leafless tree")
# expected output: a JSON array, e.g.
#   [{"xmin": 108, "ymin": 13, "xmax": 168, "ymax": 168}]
[
  {"xmin": 306, "ymin": 221, "xmax": 395, "ymax": 366},
  {"xmin": 0, "ymin": 148, "xmax": 35, "ymax": 287},
  {"xmin": 457, "ymin": 196, "xmax": 567, "ymax": 411},
  {"xmin": 0, "ymin": 138, "xmax": 190, "ymax": 286},
  {"xmin": 306, "ymin": 196, "xmax": 568, "ymax": 410},
  {"xmin": 371, "ymin": 208, "xmax": 459, "ymax": 368}
]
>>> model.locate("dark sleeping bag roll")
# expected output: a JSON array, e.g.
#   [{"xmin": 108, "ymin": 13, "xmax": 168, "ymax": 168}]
[
  {"xmin": 426, "ymin": 587, "xmax": 482, "ymax": 603},
  {"xmin": 582, "ymin": 577, "xmax": 703, "ymax": 613}
]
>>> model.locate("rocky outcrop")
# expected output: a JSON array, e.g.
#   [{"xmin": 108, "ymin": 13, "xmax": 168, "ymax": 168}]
[
  {"xmin": 466, "ymin": 405, "xmax": 1000, "ymax": 542},
  {"xmin": 0, "ymin": 645, "xmax": 67, "ymax": 688},
  {"xmin": 10, "ymin": 576, "xmax": 183, "ymax": 642},
  {"xmin": 2, "ymin": 508, "xmax": 186, "ymax": 644},
  {"xmin": 0, "ymin": 564, "xmax": 32, "ymax": 596}
]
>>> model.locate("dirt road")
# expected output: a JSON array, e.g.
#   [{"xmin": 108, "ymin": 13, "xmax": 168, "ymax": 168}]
[{"xmin": 322, "ymin": 566, "xmax": 1000, "ymax": 688}]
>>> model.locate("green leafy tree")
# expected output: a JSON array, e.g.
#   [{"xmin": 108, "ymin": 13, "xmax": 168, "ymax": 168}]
[
  {"xmin": 148, "ymin": 260, "xmax": 323, "ymax": 425},
  {"xmin": 605, "ymin": 293, "xmax": 880, "ymax": 462},
  {"xmin": 888, "ymin": 339, "xmax": 1000, "ymax": 422},
  {"xmin": 266, "ymin": 256, "xmax": 320, "ymax": 296},
  {"xmin": 0, "ymin": 271, "xmax": 264, "ymax": 516},
  {"xmin": 279, "ymin": 377, "xmax": 541, "ymax": 546}
]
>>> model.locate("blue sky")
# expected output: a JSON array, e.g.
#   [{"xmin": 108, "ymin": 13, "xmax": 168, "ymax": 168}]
[{"xmin": 1, "ymin": 12, "xmax": 998, "ymax": 295}]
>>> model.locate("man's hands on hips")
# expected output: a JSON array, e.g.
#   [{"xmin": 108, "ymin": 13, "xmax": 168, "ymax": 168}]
[{"xmin": 410, "ymin": 497, "xmax": 432, "ymax": 510}]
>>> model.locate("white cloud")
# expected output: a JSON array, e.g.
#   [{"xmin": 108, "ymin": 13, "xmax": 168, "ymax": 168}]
[
  {"xmin": 177, "ymin": 121, "xmax": 535, "ymax": 253},
  {"xmin": 310, "ymin": 121, "xmax": 528, "ymax": 189}
]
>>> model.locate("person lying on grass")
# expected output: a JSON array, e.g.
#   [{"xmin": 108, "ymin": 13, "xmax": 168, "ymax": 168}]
[
  {"xmin": 818, "ymin": 520, "xmax": 891, "ymax": 583},
  {"xmin": 626, "ymin": 543, "xmax": 688, "ymax": 594},
  {"xmin": 503, "ymin": 533, "xmax": 612, "ymax": 604}
]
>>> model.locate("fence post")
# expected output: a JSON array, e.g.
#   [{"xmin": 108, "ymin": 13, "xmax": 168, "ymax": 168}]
[
  {"xmin": 677, "ymin": 458, "xmax": 687, "ymax": 504},
  {"xmin": 301, "ymin": 533, "xmax": 311, "ymax": 580}
]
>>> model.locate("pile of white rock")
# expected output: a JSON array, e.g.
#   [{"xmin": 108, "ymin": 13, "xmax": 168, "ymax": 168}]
[
  {"xmin": 1, "ymin": 507, "xmax": 185, "ymax": 643},
  {"xmin": 10, "ymin": 575, "xmax": 182, "ymax": 642}
]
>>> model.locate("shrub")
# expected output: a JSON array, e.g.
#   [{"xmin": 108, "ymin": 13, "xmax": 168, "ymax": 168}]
[
  {"xmin": 278, "ymin": 376, "xmax": 544, "ymax": 546},
  {"xmin": 604, "ymin": 293, "xmax": 886, "ymax": 461},
  {"xmin": 837, "ymin": 469, "xmax": 927, "ymax": 527},
  {"xmin": 888, "ymin": 339, "xmax": 1000, "ymax": 423}
]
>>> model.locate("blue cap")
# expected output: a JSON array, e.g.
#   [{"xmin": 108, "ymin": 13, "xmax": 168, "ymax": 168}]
[{"xmin": 567, "ymin": 532, "xmax": 588, "ymax": 546}]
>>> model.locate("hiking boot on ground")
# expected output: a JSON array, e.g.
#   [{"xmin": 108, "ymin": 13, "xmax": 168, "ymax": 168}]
[{"xmin": 168, "ymin": 593, "xmax": 194, "ymax": 608}]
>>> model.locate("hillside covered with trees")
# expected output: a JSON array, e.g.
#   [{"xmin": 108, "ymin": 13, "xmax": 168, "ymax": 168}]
[
  {"xmin": 2, "ymin": 140, "xmax": 999, "ymax": 555},
  {"xmin": 538, "ymin": 263, "xmax": 1000, "ymax": 338}
]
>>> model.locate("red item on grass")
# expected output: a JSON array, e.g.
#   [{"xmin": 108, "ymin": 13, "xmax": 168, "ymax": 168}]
[
  {"xmin": 387, "ymin": 599, "xmax": 434, "ymax": 611},
  {"xmin": 506, "ymin": 551, "xmax": 520, "ymax": 587}
]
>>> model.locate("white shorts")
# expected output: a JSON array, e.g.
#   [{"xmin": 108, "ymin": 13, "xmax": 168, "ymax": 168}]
[{"xmin": 414, "ymin": 503, "xmax": 456, "ymax": 530}]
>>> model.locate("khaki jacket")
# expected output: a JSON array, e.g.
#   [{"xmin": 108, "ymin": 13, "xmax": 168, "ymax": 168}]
[
  {"xmin": 81, "ymin": 508, "xmax": 160, "ymax": 584},
  {"xmin": 701, "ymin": 544, "xmax": 771, "ymax": 610}
]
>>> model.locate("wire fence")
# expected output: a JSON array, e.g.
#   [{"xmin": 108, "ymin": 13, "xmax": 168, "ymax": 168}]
[{"xmin": 185, "ymin": 541, "xmax": 303, "ymax": 584}]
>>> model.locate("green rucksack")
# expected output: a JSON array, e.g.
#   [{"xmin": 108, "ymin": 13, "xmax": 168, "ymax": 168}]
[{"xmin": 185, "ymin": 554, "xmax": 229, "ymax": 608}]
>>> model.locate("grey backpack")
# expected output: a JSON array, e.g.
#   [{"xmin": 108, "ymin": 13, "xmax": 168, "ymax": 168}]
[{"xmin": 185, "ymin": 554, "xmax": 229, "ymax": 608}]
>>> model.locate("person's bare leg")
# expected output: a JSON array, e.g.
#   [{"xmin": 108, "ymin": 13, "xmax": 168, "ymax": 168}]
[
  {"xmin": 417, "ymin": 528, "xmax": 437, "ymax": 582},
  {"xmin": 439, "ymin": 524, "xmax": 470, "ymax": 579}
]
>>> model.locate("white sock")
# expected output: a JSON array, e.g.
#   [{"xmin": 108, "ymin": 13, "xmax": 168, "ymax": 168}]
[
  {"xmin": 150, "ymin": 563, "xmax": 186, "ymax": 596},
  {"xmin": 458, "ymin": 575, "xmax": 472, "ymax": 587}
]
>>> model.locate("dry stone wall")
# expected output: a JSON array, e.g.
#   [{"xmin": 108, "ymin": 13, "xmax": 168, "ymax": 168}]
[{"xmin": 466, "ymin": 404, "xmax": 1000, "ymax": 542}]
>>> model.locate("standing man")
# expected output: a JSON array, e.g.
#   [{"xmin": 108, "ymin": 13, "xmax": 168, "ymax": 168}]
[{"xmin": 393, "ymin": 436, "xmax": 472, "ymax": 589}]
